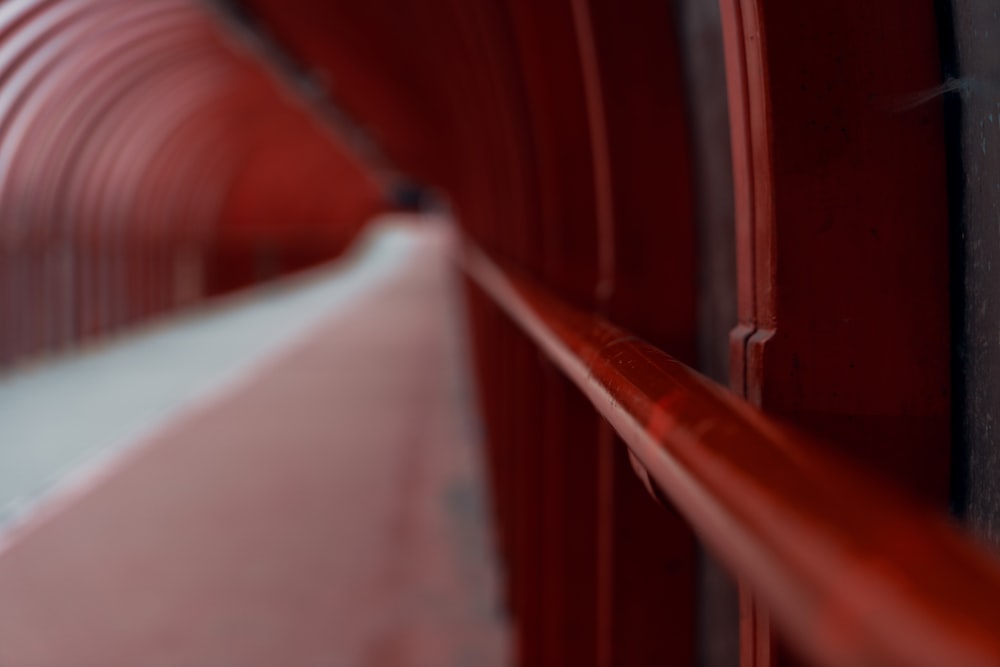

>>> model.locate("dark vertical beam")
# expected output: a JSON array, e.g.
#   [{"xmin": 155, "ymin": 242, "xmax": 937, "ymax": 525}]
[
  {"xmin": 948, "ymin": 0, "xmax": 1000, "ymax": 545},
  {"xmin": 674, "ymin": 0, "xmax": 740, "ymax": 663}
]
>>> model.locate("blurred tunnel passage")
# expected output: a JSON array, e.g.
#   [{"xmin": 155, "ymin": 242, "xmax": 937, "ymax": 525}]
[
  {"xmin": 3, "ymin": 0, "xmax": 996, "ymax": 666},
  {"xmin": 0, "ymin": 1, "xmax": 507, "ymax": 665},
  {"xmin": 0, "ymin": 0, "xmax": 383, "ymax": 367}
]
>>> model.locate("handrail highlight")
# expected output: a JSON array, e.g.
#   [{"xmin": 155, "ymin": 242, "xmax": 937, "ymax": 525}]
[{"xmin": 461, "ymin": 240, "xmax": 1000, "ymax": 667}]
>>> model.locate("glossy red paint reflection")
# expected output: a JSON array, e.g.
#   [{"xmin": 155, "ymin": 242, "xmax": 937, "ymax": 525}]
[{"xmin": 463, "ymin": 241, "xmax": 1000, "ymax": 667}]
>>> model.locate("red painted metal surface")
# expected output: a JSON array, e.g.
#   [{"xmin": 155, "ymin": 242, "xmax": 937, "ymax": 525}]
[
  {"xmin": 721, "ymin": 0, "xmax": 950, "ymax": 499},
  {"xmin": 0, "ymin": 0, "xmax": 969, "ymax": 665},
  {"xmin": 0, "ymin": 0, "xmax": 382, "ymax": 367},
  {"xmin": 720, "ymin": 2, "xmax": 951, "ymax": 663},
  {"xmin": 236, "ymin": 2, "xmax": 710, "ymax": 663},
  {"xmin": 462, "ymin": 240, "xmax": 1000, "ymax": 667},
  {"xmin": 573, "ymin": 2, "xmax": 701, "ymax": 663}
]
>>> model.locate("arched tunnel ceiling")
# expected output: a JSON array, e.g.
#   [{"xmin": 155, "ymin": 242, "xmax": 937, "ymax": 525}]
[{"xmin": 0, "ymin": 0, "xmax": 383, "ymax": 365}]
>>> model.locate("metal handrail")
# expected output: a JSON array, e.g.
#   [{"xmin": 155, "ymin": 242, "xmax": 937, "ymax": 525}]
[{"xmin": 461, "ymin": 240, "xmax": 1000, "ymax": 667}]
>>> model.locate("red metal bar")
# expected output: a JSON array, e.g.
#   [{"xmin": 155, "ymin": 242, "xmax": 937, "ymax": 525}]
[{"xmin": 461, "ymin": 240, "xmax": 1000, "ymax": 667}]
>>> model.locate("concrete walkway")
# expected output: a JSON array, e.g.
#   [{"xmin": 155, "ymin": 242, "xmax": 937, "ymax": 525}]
[{"xmin": 0, "ymin": 218, "xmax": 509, "ymax": 666}]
